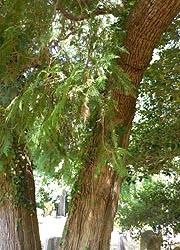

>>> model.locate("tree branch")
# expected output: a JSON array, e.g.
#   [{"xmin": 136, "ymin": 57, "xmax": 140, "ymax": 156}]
[
  {"xmin": 56, "ymin": 4, "xmax": 124, "ymax": 21},
  {"xmin": 118, "ymin": 0, "xmax": 180, "ymax": 86}
]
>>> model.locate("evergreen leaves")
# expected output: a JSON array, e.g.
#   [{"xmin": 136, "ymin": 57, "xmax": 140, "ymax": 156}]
[
  {"xmin": 117, "ymin": 177, "xmax": 180, "ymax": 234},
  {"xmin": 0, "ymin": 4, "xmax": 132, "ymax": 180}
]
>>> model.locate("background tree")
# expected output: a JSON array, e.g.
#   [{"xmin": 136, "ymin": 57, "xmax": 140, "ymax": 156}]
[{"xmin": 117, "ymin": 177, "xmax": 180, "ymax": 236}]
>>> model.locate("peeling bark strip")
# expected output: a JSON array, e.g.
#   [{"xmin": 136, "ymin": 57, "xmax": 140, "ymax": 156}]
[{"xmin": 60, "ymin": 1, "xmax": 180, "ymax": 250}]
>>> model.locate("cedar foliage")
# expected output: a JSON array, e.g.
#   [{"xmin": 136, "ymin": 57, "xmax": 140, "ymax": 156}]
[
  {"xmin": 0, "ymin": 0, "xmax": 53, "ymax": 171},
  {"xmin": 1, "ymin": 1, "xmax": 135, "ymax": 182}
]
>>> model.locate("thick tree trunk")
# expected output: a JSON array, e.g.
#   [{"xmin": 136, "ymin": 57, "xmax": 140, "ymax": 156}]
[
  {"xmin": 60, "ymin": 1, "xmax": 180, "ymax": 250},
  {"xmin": 0, "ymin": 143, "xmax": 41, "ymax": 250},
  {"xmin": 61, "ymin": 165, "xmax": 123, "ymax": 250}
]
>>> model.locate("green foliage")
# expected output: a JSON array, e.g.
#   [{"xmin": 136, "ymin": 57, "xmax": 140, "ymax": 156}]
[
  {"xmin": 1, "ymin": 5, "xmax": 133, "ymax": 182},
  {"xmin": 0, "ymin": 0, "xmax": 54, "ymax": 169},
  {"xmin": 116, "ymin": 176, "xmax": 180, "ymax": 234},
  {"xmin": 0, "ymin": 0, "xmax": 53, "ymax": 84}
]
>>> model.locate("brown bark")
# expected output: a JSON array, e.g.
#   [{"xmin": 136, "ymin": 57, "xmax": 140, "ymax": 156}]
[
  {"xmin": 0, "ymin": 143, "xmax": 41, "ymax": 250},
  {"xmin": 60, "ymin": 1, "xmax": 180, "ymax": 250},
  {"xmin": 60, "ymin": 94, "xmax": 135, "ymax": 250},
  {"xmin": 60, "ymin": 165, "xmax": 123, "ymax": 250},
  {"xmin": 119, "ymin": 0, "xmax": 180, "ymax": 85}
]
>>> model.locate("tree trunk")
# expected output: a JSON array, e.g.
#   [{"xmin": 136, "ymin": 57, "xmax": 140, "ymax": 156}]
[
  {"xmin": 60, "ymin": 165, "xmax": 123, "ymax": 250},
  {"xmin": 60, "ymin": 1, "xmax": 180, "ymax": 250},
  {"xmin": 0, "ymin": 143, "xmax": 41, "ymax": 250}
]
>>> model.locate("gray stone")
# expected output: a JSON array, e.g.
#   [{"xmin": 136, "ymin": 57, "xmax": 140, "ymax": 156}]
[
  {"xmin": 140, "ymin": 230, "xmax": 161, "ymax": 250},
  {"xmin": 119, "ymin": 235, "xmax": 128, "ymax": 250},
  {"xmin": 46, "ymin": 237, "xmax": 61, "ymax": 250}
]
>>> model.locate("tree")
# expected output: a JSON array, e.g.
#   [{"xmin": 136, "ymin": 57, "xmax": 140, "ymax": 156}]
[
  {"xmin": 57, "ymin": 2, "xmax": 180, "ymax": 249},
  {"xmin": 0, "ymin": 136, "xmax": 41, "ymax": 250},
  {"xmin": 1, "ymin": 1, "xmax": 180, "ymax": 250},
  {"xmin": 116, "ymin": 177, "xmax": 180, "ymax": 236},
  {"xmin": 0, "ymin": 1, "xmax": 53, "ymax": 249}
]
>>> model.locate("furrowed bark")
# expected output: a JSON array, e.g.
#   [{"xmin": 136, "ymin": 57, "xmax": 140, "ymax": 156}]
[
  {"xmin": 0, "ymin": 142, "xmax": 41, "ymax": 250},
  {"xmin": 120, "ymin": 0, "xmax": 180, "ymax": 85}
]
